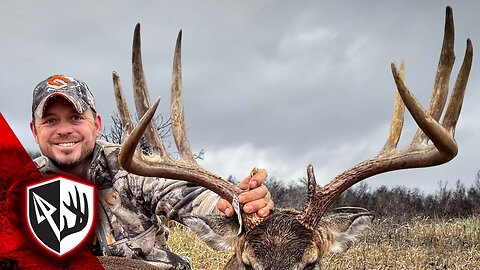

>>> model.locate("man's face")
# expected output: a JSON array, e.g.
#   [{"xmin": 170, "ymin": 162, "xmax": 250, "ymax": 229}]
[{"xmin": 30, "ymin": 96, "xmax": 102, "ymax": 169}]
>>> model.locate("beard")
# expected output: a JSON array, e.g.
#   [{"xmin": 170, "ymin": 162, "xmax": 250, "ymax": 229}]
[
  {"xmin": 49, "ymin": 148, "xmax": 93, "ymax": 170},
  {"xmin": 41, "ymin": 134, "xmax": 95, "ymax": 172}
]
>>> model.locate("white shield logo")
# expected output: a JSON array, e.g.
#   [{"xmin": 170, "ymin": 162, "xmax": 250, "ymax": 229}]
[{"xmin": 27, "ymin": 177, "xmax": 95, "ymax": 256}]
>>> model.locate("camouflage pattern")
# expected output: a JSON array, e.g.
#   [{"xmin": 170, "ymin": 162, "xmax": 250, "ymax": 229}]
[
  {"xmin": 32, "ymin": 75, "xmax": 96, "ymax": 117},
  {"xmin": 34, "ymin": 140, "xmax": 221, "ymax": 270}
]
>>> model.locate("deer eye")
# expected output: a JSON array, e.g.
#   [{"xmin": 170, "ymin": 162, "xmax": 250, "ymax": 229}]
[
  {"xmin": 304, "ymin": 261, "xmax": 318, "ymax": 270},
  {"xmin": 243, "ymin": 263, "xmax": 254, "ymax": 270}
]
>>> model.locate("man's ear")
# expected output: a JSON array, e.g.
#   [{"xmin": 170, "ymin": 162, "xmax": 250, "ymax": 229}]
[
  {"xmin": 180, "ymin": 214, "xmax": 240, "ymax": 251},
  {"xmin": 30, "ymin": 121, "xmax": 39, "ymax": 144},
  {"xmin": 319, "ymin": 209, "xmax": 373, "ymax": 254},
  {"xmin": 95, "ymin": 114, "xmax": 102, "ymax": 138}
]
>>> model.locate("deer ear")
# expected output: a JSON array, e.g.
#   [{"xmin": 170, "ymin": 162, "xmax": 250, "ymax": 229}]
[
  {"xmin": 180, "ymin": 214, "xmax": 240, "ymax": 251},
  {"xmin": 320, "ymin": 210, "xmax": 373, "ymax": 253}
]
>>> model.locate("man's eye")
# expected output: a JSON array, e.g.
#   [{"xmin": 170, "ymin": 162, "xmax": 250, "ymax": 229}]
[
  {"xmin": 44, "ymin": 119, "xmax": 56, "ymax": 124},
  {"xmin": 72, "ymin": 115, "xmax": 83, "ymax": 121}
]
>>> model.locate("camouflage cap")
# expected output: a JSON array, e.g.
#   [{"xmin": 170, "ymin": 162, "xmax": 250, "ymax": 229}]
[{"xmin": 32, "ymin": 75, "xmax": 96, "ymax": 117}]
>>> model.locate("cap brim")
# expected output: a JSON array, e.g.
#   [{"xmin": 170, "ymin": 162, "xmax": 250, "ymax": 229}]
[{"xmin": 35, "ymin": 92, "xmax": 86, "ymax": 117}]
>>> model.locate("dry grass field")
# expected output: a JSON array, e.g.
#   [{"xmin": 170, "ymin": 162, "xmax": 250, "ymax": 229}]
[{"xmin": 166, "ymin": 216, "xmax": 480, "ymax": 270}]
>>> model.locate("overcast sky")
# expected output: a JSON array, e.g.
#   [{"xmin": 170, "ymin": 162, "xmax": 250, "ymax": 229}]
[{"xmin": 1, "ymin": 1, "xmax": 479, "ymax": 193}]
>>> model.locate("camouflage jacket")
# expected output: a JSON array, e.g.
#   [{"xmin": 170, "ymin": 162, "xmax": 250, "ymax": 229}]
[{"xmin": 34, "ymin": 140, "xmax": 220, "ymax": 269}]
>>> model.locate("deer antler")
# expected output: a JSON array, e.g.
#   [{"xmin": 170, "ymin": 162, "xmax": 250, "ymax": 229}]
[
  {"xmin": 115, "ymin": 24, "xmax": 263, "ymax": 230},
  {"xmin": 60, "ymin": 186, "xmax": 89, "ymax": 240},
  {"xmin": 298, "ymin": 6, "xmax": 473, "ymax": 229}
]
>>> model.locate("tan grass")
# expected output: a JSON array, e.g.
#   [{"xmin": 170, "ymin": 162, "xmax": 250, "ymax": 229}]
[{"xmin": 166, "ymin": 216, "xmax": 480, "ymax": 270}]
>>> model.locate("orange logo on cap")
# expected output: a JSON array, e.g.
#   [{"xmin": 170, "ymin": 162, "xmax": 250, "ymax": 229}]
[{"xmin": 48, "ymin": 75, "xmax": 70, "ymax": 86}]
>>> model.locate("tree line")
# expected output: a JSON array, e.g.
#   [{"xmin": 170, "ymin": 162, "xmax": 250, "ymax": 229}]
[{"xmin": 264, "ymin": 174, "xmax": 480, "ymax": 220}]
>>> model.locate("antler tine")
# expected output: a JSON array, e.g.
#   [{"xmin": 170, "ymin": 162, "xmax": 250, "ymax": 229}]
[
  {"xmin": 391, "ymin": 63, "xmax": 457, "ymax": 156},
  {"xmin": 118, "ymin": 97, "xmax": 162, "ymax": 170},
  {"xmin": 300, "ymin": 165, "xmax": 318, "ymax": 228},
  {"xmin": 443, "ymin": 39, "xmax": 473, "ymax": 134},
  {"xmin": 170, "ymin": 30, "xmax": 196, "ymax": 163},
  {"xmin": 381, "ymin": 61, "xmax": 405, "ymax": 154},
  {"xmin": 112, "ymin": 71, "xmax": 135, "ymax": 137},
  {"xmin": 298, "ymin": 6, "xmax": 472, "ymax": 229},
  {"xmin": 413, "ymin": 6, "xmax": 455, "ymax": 144},
  {"xmin": 132, "ymin": 23, "xmax": 169, "ymax": 157}
]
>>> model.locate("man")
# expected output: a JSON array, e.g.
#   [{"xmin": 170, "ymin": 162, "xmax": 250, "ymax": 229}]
[{"xmin": 30, "ymin": 75, "xmax": 274, "ymax": 269}]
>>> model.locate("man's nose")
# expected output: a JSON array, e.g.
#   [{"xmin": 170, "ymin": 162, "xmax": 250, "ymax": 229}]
[{"xmin": 55, "ymin": 121, "xmax": 74, "ymax": 134}]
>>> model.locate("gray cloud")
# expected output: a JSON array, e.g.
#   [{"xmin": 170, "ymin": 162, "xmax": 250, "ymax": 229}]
[{"xmin": 1, "ymin": 1, "xmax": 479, "ymax": 193}]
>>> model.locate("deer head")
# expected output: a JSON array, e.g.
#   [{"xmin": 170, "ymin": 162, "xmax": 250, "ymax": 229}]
[{"xmin": 114, "ymin": 6, "xmax": 472, "ymax": 270}]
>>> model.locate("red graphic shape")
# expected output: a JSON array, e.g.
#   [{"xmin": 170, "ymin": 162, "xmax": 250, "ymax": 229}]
[{"xmin": 0, "ymin": 113, "xmax": 103, "ymax": 269}]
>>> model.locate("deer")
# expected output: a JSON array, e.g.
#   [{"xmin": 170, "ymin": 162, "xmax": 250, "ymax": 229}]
[{"xmin": 112, "ymin": 6, "xmax": 472, "ymax": 270}]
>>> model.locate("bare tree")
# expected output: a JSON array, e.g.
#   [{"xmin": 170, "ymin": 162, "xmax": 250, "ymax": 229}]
[{"xmin": 101, "ymin": 112, "xmax": 172, "ymax": 155}]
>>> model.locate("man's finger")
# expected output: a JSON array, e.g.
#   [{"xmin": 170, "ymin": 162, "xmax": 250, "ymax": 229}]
[
  {"xmin": 243, "ymin": 195, "xmax": 274, "ymax": 214},
  {"xmin": 249, "ymin": 168, "xmax": 268, "ymax": 188},
  {"xmin": 238, "ymin": 185, "xmax": 268, "ymax": 204},
  {"xmin": 237, "ymin": 174, "xmax": 252, "ymax": 190},
  {"xmin": 217, "ymin": 198, "xmax": 234, "ymax": 217},
  {"xmin": 258, "ymin": 199, "xmax": 275, "ymax": 217},
  {"xmin": 237, "ymin": 168, "xmax": 268, "ymax": 190}
]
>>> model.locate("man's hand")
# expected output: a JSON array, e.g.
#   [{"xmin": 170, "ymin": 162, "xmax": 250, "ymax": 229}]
[{"xmin": 217, "ymin": 168, "xmax": 274, "ymax": 218}]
